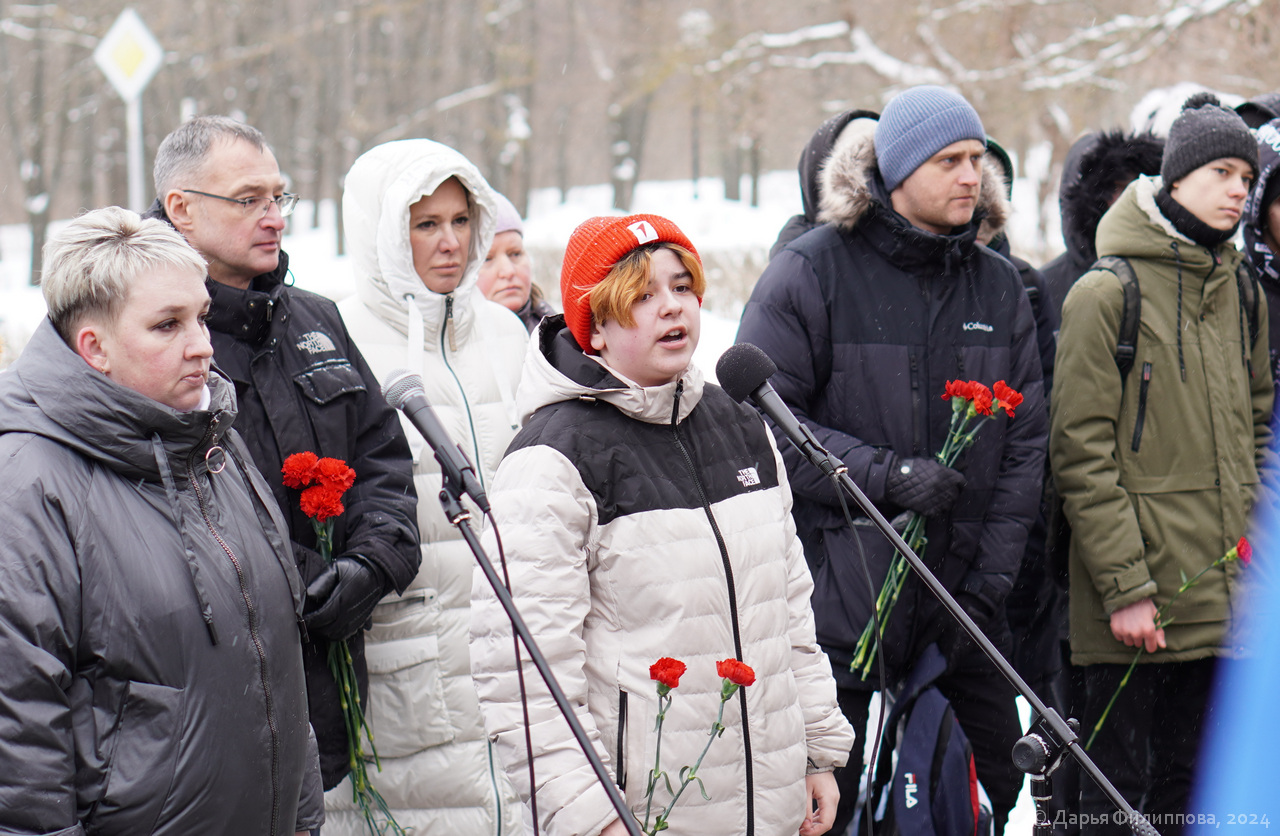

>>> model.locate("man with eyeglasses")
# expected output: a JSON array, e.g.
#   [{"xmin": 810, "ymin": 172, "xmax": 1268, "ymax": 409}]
[{"xmin": 146, "ymin": 116, "xmax": 421, "ymax": 816}]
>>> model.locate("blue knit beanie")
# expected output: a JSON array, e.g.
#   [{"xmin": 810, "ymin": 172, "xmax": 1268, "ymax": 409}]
[{"xmin": 875, "ymin": 86, "xmax": 986, "ymax": 192}]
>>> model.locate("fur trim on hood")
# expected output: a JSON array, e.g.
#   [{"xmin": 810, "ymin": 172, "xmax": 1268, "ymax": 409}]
[
  {"xmin": 816, "ymin": 133, "xmax": 1009, "ymax": 235},
  {"xmin": 1060, "ymin": 129, "xmax": 1164, "ymax": 263}
]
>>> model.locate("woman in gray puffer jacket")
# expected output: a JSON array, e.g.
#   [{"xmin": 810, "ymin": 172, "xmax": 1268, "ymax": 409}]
[{"xmin": 0, "ymin": 208, "xmax": 319, "ymax": 836}]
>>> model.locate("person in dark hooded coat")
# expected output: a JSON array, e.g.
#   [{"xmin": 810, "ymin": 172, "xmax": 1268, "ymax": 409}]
[
  {"xmin": 0, "ymin": 207, "xmax": 322, "ymax": 835},
  {"xmin": 769, "ymin": 108, "xmax": 878, "ymax": 260},
  {"xmin": 1041, "ymin": 130, "xmax": 1164, "ymax": 319},
  {"xmin": 1237, "ymin": 91, "xmax": 1280, "ymax": 130},
  {"xmin": 1243, "ymin": 116, "xmax": 1280, "ymax": 396}
]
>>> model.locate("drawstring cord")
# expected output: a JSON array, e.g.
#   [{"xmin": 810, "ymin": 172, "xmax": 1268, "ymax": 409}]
[{"xmin": 151, "ymin": 433, "xmax": 220, "ymax": 645}]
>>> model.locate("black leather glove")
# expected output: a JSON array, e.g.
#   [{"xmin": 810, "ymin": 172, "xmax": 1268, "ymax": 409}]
[
  {"xmin": 883, "ymin": 456, "xmax": 966, "ymax": 518},
  {"xmin": 304, "ymin": 555, "xmax": 387, "ymax": 642}
]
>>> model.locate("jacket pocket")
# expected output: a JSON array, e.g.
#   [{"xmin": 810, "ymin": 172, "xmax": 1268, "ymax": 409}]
[
  {"xmin": 1131, "ymin": 362, "xmax": 1153, "ymax": 452},
  {"xmin": 615, "ymin": 689, "xmax": 629, "ymax": 791},
  {"xmin": 293, "ymin": 359, "xmax": 366, "ymax": 404},
  {"xmin": 364, "ymin": 632, "xmax": 455, "ymax": 755},
  {"xmin": 90, "ymin": 681, "xmax": 183, "ymax": 833}
]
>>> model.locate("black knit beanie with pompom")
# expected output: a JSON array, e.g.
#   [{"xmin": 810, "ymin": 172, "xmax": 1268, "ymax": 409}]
[{"xmin": 1161, "ymin": 92, "xmax": 1259, "ymax": 186}]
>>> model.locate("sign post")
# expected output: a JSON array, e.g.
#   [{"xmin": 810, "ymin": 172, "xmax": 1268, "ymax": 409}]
[{"xmin": 94, "ymin": 9, "xmax": 164, "ymax": 212}]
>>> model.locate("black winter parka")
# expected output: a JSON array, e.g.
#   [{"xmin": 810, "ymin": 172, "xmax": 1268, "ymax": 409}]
[{"xmin": 736, "ymin": 137, "xmax": 1047, "ymax": 688}]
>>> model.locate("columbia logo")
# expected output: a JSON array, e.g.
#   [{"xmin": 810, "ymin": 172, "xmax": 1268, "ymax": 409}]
[
  {"xmin": 904, "ymin": 772, "xmax": 919, "ymax": 809},
  {"xmin": 736, "ymin": 467, "xmax": 760, "ymax": 487},
  {"xmin": 963, "ymin": 321, "xmax": 993, "ymax": 332},
  {"xmin": 296, "ymin": 331, "xmax": 337, "ymax": 354}
]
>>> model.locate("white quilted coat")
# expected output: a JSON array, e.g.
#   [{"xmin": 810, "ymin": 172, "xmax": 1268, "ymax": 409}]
[
  {"xmin": 328, "ymin": 139, "xmax": 529, "ymax": 835},
  {"xmin": 470, "ymin": 330, "xmax": 856, "ymax": 836}
]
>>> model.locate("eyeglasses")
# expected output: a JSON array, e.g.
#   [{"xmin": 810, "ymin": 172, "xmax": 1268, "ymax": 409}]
[{"xmin": 182, "ymin": 189, "xmax": 299, "ymax": 218}]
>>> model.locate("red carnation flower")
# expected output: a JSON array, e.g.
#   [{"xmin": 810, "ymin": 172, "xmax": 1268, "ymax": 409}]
[
  {"xmin": 650, "ymin": 657, "xmax": 687, "ymax": 690},
  {"xmin": 993, "ymin": 380, "xmax": 1024, "ymax": 419},
  {"xmin": 316, "ymin": 457, "xmax": 357, "ymax": 492},
  {"xmin": 282, "ymin": 451, "xmax": 320, "ymax": 488},
  {"xmin": 716, "ymin": 659, "xmax": 756, "ymax": 687},
  {"xmin": 971, "ymin": 383, "xmax": 994, "ymax": 417},
  {"xmin": 1237, "ymin": 536, "xmax": 1252, "ymax": 566},
  {"xmin": 300, "ymin": 485, "xmax": 346, "ymax": 522},
  {"xmin": 942, "ymin": 380, "xmax": 971, "ymax": 402}
]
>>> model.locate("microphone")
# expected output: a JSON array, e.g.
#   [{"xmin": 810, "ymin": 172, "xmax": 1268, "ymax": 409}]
[
  {"xmin": 382, "ymin": 369, "xmax": 491, "ymax": 513},
  {"xmin": 716, "ymin": 343, "xmax": 839, "ymax": 477}
]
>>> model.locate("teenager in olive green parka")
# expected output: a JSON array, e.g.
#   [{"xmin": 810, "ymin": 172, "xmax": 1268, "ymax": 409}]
[{"xmin": 1050, "ymin": 93, "xmax": 1273, "ymax": 835}]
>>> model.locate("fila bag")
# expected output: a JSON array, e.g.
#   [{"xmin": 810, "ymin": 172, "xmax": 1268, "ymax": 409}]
[{"xmin": 855, "ymin": 644, "xmax": 993, "ymax": 836}]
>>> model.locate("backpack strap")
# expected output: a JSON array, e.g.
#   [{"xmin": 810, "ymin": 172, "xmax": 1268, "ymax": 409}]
[
  {"xmin": 1092, "ymin": 256, "xmax": 1141, "ymax": 385},
  {"xmin": 1237, "ymin": 259, "xmax": 1261, "ymax": 377}
]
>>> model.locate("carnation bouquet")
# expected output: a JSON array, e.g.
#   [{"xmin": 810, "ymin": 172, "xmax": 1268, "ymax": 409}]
[
  {"xmin": 282, "ymin": 452, "xmax": 405, "ymax": 836},
  {"xmin": 850, "ymin": 380, "xmax": 1023, "ymax": 680},
  {"xmin": 638, "ymin": 657, "xmax": 756, "ymax": 834}
]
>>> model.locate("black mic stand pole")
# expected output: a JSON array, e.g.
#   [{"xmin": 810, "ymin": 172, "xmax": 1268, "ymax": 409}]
[
  {"xmin": 434, "ymin": 470, "xmax": 643, "ymax": 836},
  {"xmin": 791, "ymin": 426, "xmax": 1158, "ymax": 836}
]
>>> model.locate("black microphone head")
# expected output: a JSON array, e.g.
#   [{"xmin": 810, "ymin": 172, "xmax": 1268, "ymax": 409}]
[
  {"xmin": 716, "ymin": 343, "xmax": 778, "ymax": 403},
  {"xmin": 381, "ymin": 368, "xmax": 425, "ymax": 409}
]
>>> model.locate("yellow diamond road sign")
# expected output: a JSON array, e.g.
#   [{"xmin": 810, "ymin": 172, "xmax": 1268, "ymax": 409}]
[{"xmin": 94, "ymin": 9, "xmax": 163, "ymax": 103}]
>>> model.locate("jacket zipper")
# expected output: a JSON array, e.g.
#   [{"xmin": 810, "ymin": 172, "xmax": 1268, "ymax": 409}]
[
  {"xmin": 616, "ymin": 689, "xmax": 628, "ymax": 791},
  {"xmin": 188, "ymin": 441, "xmax": 282, "ymax": 835},
  {"xmin": 909, "ymin": 352, "xmax": 922, "ymax": 455},
  {"xmin": 668, "ymin": 380, "xmax": 754, "ymax": 836},
  {"xmin": 1131, "ymin": 362, "xmax": 1152, "ymax": 453}
]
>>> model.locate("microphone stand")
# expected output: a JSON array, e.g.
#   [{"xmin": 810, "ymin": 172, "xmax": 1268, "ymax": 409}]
[
  {"xmin": 433, "ymin": 467, "xmax": 644, "ymax": 836},
  {"xmin": 791, "ymin": 427, "xmax": 1159, "ymax": 836}
]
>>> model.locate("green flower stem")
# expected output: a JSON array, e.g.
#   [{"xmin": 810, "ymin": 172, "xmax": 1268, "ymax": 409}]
[
  {"xmin": 313, "ymin": 516, "xmax": 405, "ymax": 836},
  {"xmin": 1085, "ymin": 552, "xmax": 1236, "ymax": 749},
  {"xmin": 650, "ymin": 690, "xmax": 734, "ymax": 833},
  {"xmin": 642, "ymin": 691, "xmax": 674, "ymax": 832}
]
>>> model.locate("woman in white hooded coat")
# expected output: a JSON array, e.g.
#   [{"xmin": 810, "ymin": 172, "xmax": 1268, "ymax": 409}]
[{"xmin": 327, "ymin": 139, "xmax": 528, "ymax": 834}]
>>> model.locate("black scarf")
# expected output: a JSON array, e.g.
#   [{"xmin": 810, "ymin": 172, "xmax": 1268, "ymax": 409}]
[{"xmin": 1156, "ymin": 187, "xmax": 1237, "ymax": 250}]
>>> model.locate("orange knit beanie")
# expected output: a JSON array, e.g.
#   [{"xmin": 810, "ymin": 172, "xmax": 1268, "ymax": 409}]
[{"xmin": 559, "ymin": 214, "xmax": 700, "ymax": 353}]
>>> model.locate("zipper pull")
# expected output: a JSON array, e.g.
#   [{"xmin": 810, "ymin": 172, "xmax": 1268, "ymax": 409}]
[{"xmin": 444, "ymin": 295, "xmax": 457, "ymax": 352}]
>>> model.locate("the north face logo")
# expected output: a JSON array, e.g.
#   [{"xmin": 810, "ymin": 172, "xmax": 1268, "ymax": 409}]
[
  {"xmin": 628, "ymin": 220, "xmax": 658, "ymax": 245},
  {"xmin": 296, "ymin": 331, "xmax": 337, "ymax": 354},
  {"xmin": 736, "ymin": 467, "xmax": 760, "ymax": 487}
]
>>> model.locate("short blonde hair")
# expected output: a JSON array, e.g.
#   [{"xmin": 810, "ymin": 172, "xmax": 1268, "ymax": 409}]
[
  {"xmin": 42, "ymin": 207, "xmax": 208, "ymax": 343},
  {"xmin": 587, "ymin": 243, "xmax": 705, "ymax": 330}
]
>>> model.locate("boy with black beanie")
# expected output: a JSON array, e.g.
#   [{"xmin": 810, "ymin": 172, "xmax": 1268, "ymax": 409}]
[{"xmin": 1051, "ymin": 93, "xmax": 1272, "ymax": 835}]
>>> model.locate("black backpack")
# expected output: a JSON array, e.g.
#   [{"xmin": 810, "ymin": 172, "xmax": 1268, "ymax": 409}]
[
  {"xmin": 1093, "ymin": 255, "xmax": 1262, "ymax": 384},
  {"xmin": 855, "ymin": 645, "xmax": 992, "ymax": 836}
]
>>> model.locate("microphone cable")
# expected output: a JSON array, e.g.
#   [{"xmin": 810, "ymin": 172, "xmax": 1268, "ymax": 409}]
[
  {"xmin": 486, "ymin": 511, "xmax": 540, "ymax": 836},
  {"xmin": 826, "ymin": 471, "xmax": 889, "ymax": 836}
]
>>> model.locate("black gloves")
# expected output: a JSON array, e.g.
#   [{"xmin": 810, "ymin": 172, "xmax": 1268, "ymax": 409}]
[
  {"xmin": 884, "ymin": 456, "xmax": 966, "ymax": 518},
  {"xmin": 304, "ymin": 555, "xmax": 387, "ymax": 642}
]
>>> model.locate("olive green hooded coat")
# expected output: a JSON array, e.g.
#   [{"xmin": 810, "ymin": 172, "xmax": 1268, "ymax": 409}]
[{"xmin": 1051, "ymin": 175, "xmax": 1273, "ymax": 665}]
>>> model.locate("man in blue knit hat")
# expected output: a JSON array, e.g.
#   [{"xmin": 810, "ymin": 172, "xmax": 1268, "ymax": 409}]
[{"xmin": 738, "ymin": 85, "xmax": 1046, "ymax": 834}]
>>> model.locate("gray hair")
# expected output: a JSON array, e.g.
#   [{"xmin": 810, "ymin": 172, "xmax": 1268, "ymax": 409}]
[
  {"xmin": 153, "ymin": 115, "xmax": 268, "ymax": 197},
  {"xmin": 43, "ymin": 206, "xmax": 208, "ymax": 344}
]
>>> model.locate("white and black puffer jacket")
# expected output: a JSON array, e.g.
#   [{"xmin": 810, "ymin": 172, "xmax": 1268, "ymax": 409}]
[
  {"xmin": 470, "ymin": 319, "xmax": 856, "ymax": 836},
  {"xmin": 329, "ymin": 139, "xmax": 528, "ymax": 835}
]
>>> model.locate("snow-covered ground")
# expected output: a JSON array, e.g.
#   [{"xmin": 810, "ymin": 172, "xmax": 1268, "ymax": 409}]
[{"xmin": 0, "ymin": 174, "xmax": 1039, "ymax": 832}]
